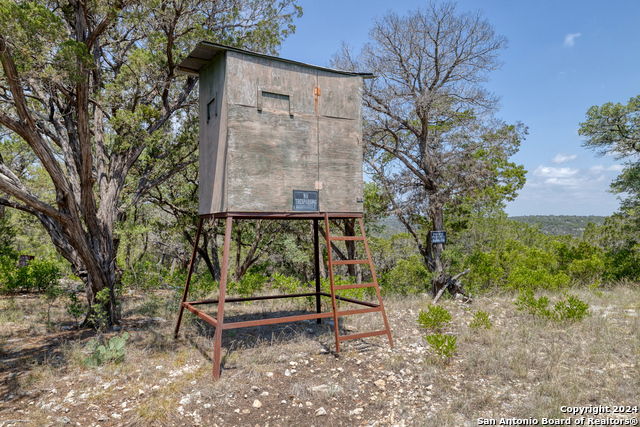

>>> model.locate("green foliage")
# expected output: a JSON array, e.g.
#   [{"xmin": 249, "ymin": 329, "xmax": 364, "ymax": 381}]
[
  {"xmin": 66, "ymin": 291, "xmax": 84, "ymax": 328},
  {"xmin": 417, "ymin": 305, "xmax": 452, "ymax": 330},
  {"xmin": 0, "ymin": 0, "xmax": 64, "ymax": 72},
  {"xmin": 271, "ymin": 272, "xmax": 303, "ymax": 294},
  {"xmin": 0, "ymin": 257, "xmax": 60, "ymax": 294},
  {"xmin": 553, "ymin": 294, "xmax": 590, "ymax": 321},
  {"xmin": 88, "ymin": 288, "xmax": 111, "ymax": 331},
  {"xmin": 515, "ymin": 289, "xmax": 589, "ymax": 322},
  {"xmin": 610, "ymin": 162, "xmax": 640, "ymax": 212},
  {"xmin": 119, "ymin": 261, "xmax": 164, "ymax": 291},
  {"xmin": 228, "ymin": 273, "xmax": 268, "ymax": 296},
  {"xmin": 425, "ymin": 333, "xmax": 457, "ymax": 359},
  {"xmin": 443, "ymin": 212, "xmax": 610, "ymax": 293},
  {"xmin": 84, "ymin": 332, "xmax": 130, "ymax": 367},
  {"xmin": 579, "ymin": 95, "xmax": 640, "ymax": 159},
  {"xmin": 580, "ymin": 96, "xmax": 640, "ymax": 224},
  {"xmin": 583, "ymin": 212, "xmax": 640, "ymax": 282},
  {"xmin": 379, "ymin": 255, "xmax": 432, "ymax": 295},
  {"xmin": 42, "ymin": 281, "xmax": 64, "ymax": 324},
  {"xmin": 0, "ymin": 212, "xmax": 16, "ymax": 258},
  {"xmin": 0, "ymin": 0, "xmax": 303, "ymax": 326},
  {"xmin": 469, "ymin": 310, "xmax": 492, "ymax": 329},
  {"xmin": 515, "ymin": 288, "xmax": 553, "ymax": 318}
]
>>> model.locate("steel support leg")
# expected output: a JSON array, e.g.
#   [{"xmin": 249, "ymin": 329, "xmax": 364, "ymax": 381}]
[
  {"xmin": 314, "ymin": 219, "xmax": 322, "ymax": 324},
  {"xmin": 212, "ymin": 216, "xmax": 233, "ymax": 380},
  {"xmin": 174, "ymin": 218, "xmax": 204, "ymax": 339},
  {"xmin": 324, "ymin": 213, "xmax": 341, "ymax": 353}
]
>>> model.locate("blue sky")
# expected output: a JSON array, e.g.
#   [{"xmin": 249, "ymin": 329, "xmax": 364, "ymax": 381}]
[{"xmin": 279, "ymin": 0, "xmax": 640, "ymax": 216}]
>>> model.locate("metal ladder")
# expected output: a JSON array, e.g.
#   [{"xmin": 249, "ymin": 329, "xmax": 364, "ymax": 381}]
[{"xmin": 323, "ymin": 213, "xmax": 393, "ymax": 352}]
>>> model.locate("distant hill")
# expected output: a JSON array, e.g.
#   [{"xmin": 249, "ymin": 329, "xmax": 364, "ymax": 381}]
[
  {"xmin": 509, "ymin": 215, "xmax": 606, "ymax": 238},
  {"xmin": 372, "ymin": 214, "xmax": 607, "ymax": 239},
  {"xmin": 372, "ymin": 216, "xmax": 410, "ymax": 238}
]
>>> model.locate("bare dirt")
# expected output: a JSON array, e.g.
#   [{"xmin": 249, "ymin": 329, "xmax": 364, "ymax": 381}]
[{"xmin": 1, "ymin": 286, "xmax": 639, "ymax": 426}]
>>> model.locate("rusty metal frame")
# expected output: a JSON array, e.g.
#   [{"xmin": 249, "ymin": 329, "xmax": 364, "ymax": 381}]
[{"xmin": 174, "ymin": 213, "xmax": 392, "ymax": 380}]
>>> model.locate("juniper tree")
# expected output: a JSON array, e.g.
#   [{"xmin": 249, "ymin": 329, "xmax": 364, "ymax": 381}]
[{"xmin": 0, "ymin": 0, "xmax": 301, "ymax": 325}]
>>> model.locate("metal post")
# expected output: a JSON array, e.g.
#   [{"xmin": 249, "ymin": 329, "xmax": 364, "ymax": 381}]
[
  {"xmin": 174, "ymin": 217, "xmax": 204, "ymax": 339},
  {"xmin": 324, "ymin": 213, "xmax": 341, "ymax": 353},
  {"xmin": 314, "ymin": 219, "xmax": 322, "ymax": 324},
  {"xmin": 212, "ymin": 216, "xmax": 233, "ymax": 380}
]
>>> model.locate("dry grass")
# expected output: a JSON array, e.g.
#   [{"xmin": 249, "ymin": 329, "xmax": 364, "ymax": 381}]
[{"xmin": 0, "ymin": 284, "xmax": 639, "ymax": 426}]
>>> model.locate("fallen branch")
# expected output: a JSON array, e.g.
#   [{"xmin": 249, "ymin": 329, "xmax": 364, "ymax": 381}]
[{"xmin": 433, "ymin": 269, "xmax": 471, "ymax": 305}]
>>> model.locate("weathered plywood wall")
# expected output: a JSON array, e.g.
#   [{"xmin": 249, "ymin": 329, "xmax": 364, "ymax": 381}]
[
  {"xmin": 199, "ymin": 55, "xmax": 228, "ymax": 215},
  {"xmin": 198, "ymin": 51, "xmax": 364, "ymax": 214}
]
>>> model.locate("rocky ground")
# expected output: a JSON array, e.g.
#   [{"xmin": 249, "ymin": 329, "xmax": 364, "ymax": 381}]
[{"xmin": 1, "ymin": 286, "xmax": 639, "ymax": 426}]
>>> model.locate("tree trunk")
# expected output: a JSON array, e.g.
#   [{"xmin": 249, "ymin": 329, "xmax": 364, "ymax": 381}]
[
  {"xmin": 427, "ymin": 204, "xmax": 446, "ymax": 296},
  {"xmin": 209, "ymin": 233, "xmax": 221, "ymax": 281},
  {"xmin": 232, "ymin": 220, "xmax": 279, "ymax": 282}
]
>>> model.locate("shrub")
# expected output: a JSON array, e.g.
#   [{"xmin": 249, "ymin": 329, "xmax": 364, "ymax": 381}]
[
  {"xmin": 514, "ymin": 288, "xmax": 553, "ymax": 318},
  {"xmin": 515, "ymin": 289, "xmax": 589, "ymax": 322},
  {"xmin": 66, "ymin": 290, "xmax": 84, "ymax": 328},
  {"xmin": 425, "ymin": 333, "xmax": 457, "ymax": 359},
  {"xmin": 228, "ymin": 272, "xmax": 268, "ymax": 296},
  {"xmin": 379, "ymin": 255, "xmax": 431, "ymax": 295},
  {"xmin": 417, "ymin": 304, "xmax": 451, "ymax": 330},
  {"xmin": 88, "ymin": 288, "xmax": 111, "ymax": 331},
  {"xmin": 0, "ymin": 257, "xmax": 60, "ymax": 294},
  {"xmin": 469, "ymin": 310, "xmax": 492, "ymax": 329},
  {"xmin": 119, "ymin": 261, "xmax": 164, "ymax": 291},
  {"xmin": 84, "ymin": 332, "xmax": 130, "ymax": 367},
  {"xmin": 553, "ymin": 294, "xmax": 590, "ymax": 321},
  {"xmin": 272, "ymin": 272, "xmax": 303, "ymax": 294}
]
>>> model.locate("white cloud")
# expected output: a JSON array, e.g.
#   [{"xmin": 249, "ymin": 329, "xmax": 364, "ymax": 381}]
[
  {"xmin": 550, "ymin": 153, "xmax": 578, "ymax": 164},
  {"xmin": 533, "ymin": 166, "xmax": 579, "ymax": 178},
  {"xmin": 564, "ymin": 33, "xmax": 582, "ymax": 47},
  {"xmin": 506, "ymin": 162, "xmax": 624, "ymax": 215},
  {"xmin": 589, "ymin": 164, "xmax": 624, "ymax": 173}
]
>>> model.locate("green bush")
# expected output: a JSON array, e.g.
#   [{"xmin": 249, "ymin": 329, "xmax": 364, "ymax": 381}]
[
  {"xmin": 417, "ymin": 304, "xmax": 452, "ymax": 330},
  {"xmin": 514, "ymin": 288, "xmax": 553, "ymax": 318},
  {"xmin": 228, "ymin": 272, "xmax": 268, "ymax": 296},
  {"xmin": 119, "ymin": 261, "xmax": 164, "ymax": 291},
  {"xmin": 553, "ymin": 294, "xmax": 590, "ymax": 321},
  {"xmin": 515, "ymin": 289, "xmax": 589, "ymax": 322},
  {"xmin": 0, "ymin": 257, "xmax": 60, "ymax": 294},
  {"xmin": 66, "ymin": 290, "xmax": 84, "ymax": 327},
  {"xmin": 425, "ymin": 333, "xmax": 457, "ymax": 358},
  {"xmin": 272, "ymin": 272, "xmax": 303, "ymax": 293},
  {"xmin": 469, "ymin": 310, "xmax": 492, "ymax": 329},
  {"xmin": 88, "ymin": 288, "xmax": 111, "ymax": 331},
  {"xmin": 84, "ymin": 332, "xmax": 130, "ymax": 367},
  {"xmin": 379, "ymin": 255, "xmax": 431, "ymax": 295},
  {"xmin": 0, "ymin": 214, "xmax": 16, "ymax": 258}
]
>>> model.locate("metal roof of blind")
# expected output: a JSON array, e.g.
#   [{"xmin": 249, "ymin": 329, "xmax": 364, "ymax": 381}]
[{"xmin": 177, "ymin": 41, "xmax": 373, "ymax": 78}]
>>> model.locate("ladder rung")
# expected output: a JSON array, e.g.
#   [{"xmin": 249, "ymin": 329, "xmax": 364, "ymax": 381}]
[
  {"xmin": 329, "ymin": 236, "xmax": 365, "ymax": 241},
  {"xmin": 330, "ymin": 259, "xmax": 369, "ymax": 265},
  {"xmin": 338, "ymin": 330, "xmax": 389, "ymax": 341},
  {"xmin": 334, "ymin": 282, "xmax": 376, "ymax": 290},
  {"xmin": 335, "ymin": 307, "xmax": 381, "ymax": 317}
]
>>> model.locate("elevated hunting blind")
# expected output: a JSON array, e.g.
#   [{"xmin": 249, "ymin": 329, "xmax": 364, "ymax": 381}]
[
  {"xmin": 177, "ymin": 42, "xmax": 371, "ymax": 215},
  {"xmin": 174, "ymin": 43, "xmax": 392, "ymax": 380}
]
